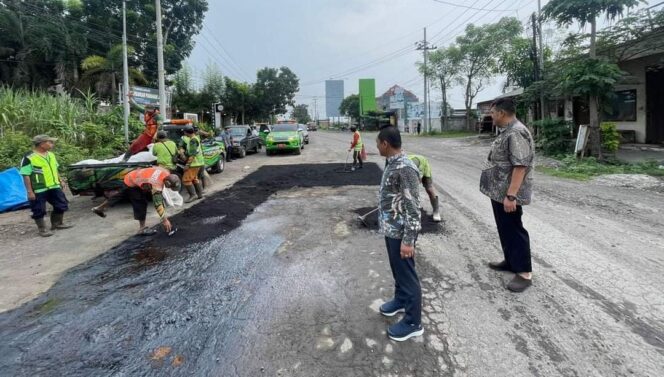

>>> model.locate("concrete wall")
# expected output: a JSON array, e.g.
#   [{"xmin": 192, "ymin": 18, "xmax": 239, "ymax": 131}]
[{"xmin": 615, "ymin": 54, "xmax": 663, "ymax": 143}]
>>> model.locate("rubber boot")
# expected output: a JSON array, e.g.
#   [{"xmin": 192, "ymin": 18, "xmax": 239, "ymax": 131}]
[
  {"xmin": 35, "ymin": 218, "xmax": 53, "ymax": 237},
  {"xmin": 432, "ymin": 196, "xmax": 441, "ymax": 222},
  {"xmin": 184, "ymin": 185, "xmax": 198, "ymax": 203},
  {"xmin": 201, "ymin": 170, "xmax": 212, "ymax": 191},
  {"xmin": 194, "ymin": 182, "xmax": 204, "ymax": 199},
  {"xmin": 51, "ymin": 212, "xmax": 74, "ymax": 230}
]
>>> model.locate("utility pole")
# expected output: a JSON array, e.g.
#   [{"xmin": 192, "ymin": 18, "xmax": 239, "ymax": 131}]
[
  {"xmin": 155, "ymin": 0, "xmax": 167, "ymax": 117},
  {"xmin": 122, "ymin": 0, "xmax": 130, "ymax": 144},
  {"xmin": 312, "ymin": 97, "xmax": 319, "ymax": 125},
  {"xmin": 537, "ymin": 0, "xmax": 546, "ymax": 119},
  {"xmin": 416, "ymin": 28, "xmax": 436, "ymax": 133}
]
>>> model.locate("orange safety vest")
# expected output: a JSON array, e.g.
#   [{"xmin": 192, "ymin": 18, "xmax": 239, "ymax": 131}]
[
  {"xmin": 143, "ymin": 111, "xmax": 159, "ymax": 137},
  {"xmin": 124, "ymin": 167, "xmax": 170, "ymax": 191}
]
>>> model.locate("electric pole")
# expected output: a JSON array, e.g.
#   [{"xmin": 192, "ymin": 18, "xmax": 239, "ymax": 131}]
[
  {"xmin": 416, "ymin": 28, "xmax": 436, "ymax": 133},
  {"xmin": 122, "ymin": 0, "xmax": 130, "ymax": 144},
  {"xmin": 538, "ymin": 0, "xmax": 546, "ymax": 119},
  {"xmin": 155, "ymin": 0, "xmax": 167, "ymax": 117}
]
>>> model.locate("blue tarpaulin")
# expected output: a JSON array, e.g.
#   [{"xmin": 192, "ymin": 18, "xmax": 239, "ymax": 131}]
[{"xmin": 0, "ymin": 168, "xmax": 29, "ymax": 213}]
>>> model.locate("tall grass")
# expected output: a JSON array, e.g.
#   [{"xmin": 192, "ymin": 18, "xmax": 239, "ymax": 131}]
[{"xmin": 0, "ymin": 86, "xmax": 143, "ymax": 171}]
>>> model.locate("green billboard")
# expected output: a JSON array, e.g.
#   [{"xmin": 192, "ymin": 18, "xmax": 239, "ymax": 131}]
[{"xmin": 359, "ymin": 79, "xmax": 377, "ymax": 115}]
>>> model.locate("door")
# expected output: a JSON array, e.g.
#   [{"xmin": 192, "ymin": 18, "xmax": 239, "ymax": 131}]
[{"xmin": 646, "ymin": 67, "xmax": 664, "ymax": 144}]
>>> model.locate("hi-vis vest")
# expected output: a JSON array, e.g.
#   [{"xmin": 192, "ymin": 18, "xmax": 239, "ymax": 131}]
[
  {"xmin": 354, "ymin": 131, "xmax": 363, "ymax": 151},
  {"xmin": 182, "ymin": 135, "xmax": 205, "ymax": 167},
  {"xmin": 24, "ymin": 151, "xmax": 60, "ymax": 193},
  {"xmin": 124, "ymin": 167, "xmax": 170, "ymax": 191}
]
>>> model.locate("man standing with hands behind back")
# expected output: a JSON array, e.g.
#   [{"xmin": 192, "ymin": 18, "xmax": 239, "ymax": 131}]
[
  {"xmin": 480, "ymin": 98, "xmax": 535, "ymax": 292},
  {"xmin": 375, "ymin": 126, "xmax": 423, "ymax": 342}
]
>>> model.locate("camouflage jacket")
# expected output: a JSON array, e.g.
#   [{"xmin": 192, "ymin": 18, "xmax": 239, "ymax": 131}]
[{"xmin": 379, "ymin": 152, "xmax": 422, "ymax": 245}]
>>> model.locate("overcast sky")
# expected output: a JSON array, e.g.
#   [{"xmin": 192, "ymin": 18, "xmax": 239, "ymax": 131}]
[{"xmin": 185, "ymin": 0, "xmax": 659, "ymax": 117}]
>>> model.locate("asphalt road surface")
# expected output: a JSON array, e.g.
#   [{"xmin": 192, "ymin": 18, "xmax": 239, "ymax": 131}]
[{"xmin": 1, "ymin": 131, "xmax": 663, "ymax": 377}]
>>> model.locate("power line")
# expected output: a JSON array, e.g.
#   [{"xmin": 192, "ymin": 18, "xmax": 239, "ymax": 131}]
[
  {"xmin": 200, "ymin": 26, "xmax": 253, "ymax": 82},
  {"xmin": 432, "ymin": 0, "xmax": 517, "ymax": 12}
]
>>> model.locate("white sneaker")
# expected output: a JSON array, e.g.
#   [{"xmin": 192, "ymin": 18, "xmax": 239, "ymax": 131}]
[{"xmin": 432, "ymin": 212, "xmax": 441, "ymax": 222}]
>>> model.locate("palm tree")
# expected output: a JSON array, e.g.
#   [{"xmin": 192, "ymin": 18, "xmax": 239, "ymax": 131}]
[{"xmin": 80, "ymin": 44, "xmax": 146, "ymax": 103}]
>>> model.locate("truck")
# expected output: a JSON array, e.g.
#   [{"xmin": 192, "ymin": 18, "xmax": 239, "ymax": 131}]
[{"xmin": 67, "ymin": 121, "xmax": 227, "ymax": 197}]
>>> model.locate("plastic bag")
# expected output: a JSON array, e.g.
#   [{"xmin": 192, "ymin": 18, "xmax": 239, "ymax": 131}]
[{"xmin": 162, "ymin": 188, "xmax": 183, "ymax": 207}]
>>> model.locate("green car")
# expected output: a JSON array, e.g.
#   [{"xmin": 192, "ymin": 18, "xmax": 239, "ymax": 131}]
[{"xmin": 265, "ymin": 123, "xmax": 304, "ymax": 155}]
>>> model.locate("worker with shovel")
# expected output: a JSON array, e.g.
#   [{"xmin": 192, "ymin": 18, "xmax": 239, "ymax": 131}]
[
  {"xmin": 180, "ymin": 126, "xmax": 205, "ymax": 203},
  {"xmin": 408, "ymin": 154, "xmax": 442, "ymax": 222}
]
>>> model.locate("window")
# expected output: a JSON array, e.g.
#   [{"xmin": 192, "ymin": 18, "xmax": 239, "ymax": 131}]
[{"xmin": 604, "ymin": 89, "xmax": 637, "ymax": 122}]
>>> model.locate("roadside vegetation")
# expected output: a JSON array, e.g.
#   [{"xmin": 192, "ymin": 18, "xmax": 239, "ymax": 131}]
[{"xmin": 418, "ymin": 130, "xmax": 477, "ymax": 138}]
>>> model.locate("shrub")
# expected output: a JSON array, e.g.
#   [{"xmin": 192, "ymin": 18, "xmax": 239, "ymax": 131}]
[
  {"xmin": 533, "ymin": 118, "xmax": 574, "ymax": 156},
  {"xmin": 600, "ymin": 122, "xmax": 621, "ymax": 153}
]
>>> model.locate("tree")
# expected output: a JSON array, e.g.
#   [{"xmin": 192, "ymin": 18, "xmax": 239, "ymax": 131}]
[
  {"xmin": 81, "ymin": 0, "xmax": 209, "ymax": 84},
  {"xmin": 419, "ymin": 47, "xmax": 461, "ymax": 129},
  {"xmin": 455, "ymin": 17, "xmax": 523, "ymax": 130},
  {"xmin": 543, "ymin": 0, "xmax": 643, "ymax": 158},
  {"xmin": 222, "ymin": 77, "xmax": 253, "ymax": 124},
  {"xmin": 291, "ymin": 104, "xmax": 311, "ymax": 124},
  {"xmin": 252, "ymin": 67, "xmax": 299, "ymax": 121},
  {"xmin": 339, "ymin": 94, "xmax": 360, "ymax": 125},
  {"xmin": 80, "ymin": 44, "xmax": 146, "ymax": 102}
]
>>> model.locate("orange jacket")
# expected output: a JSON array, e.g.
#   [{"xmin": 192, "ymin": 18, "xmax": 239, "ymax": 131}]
[{"xmin": 124, "ymin": 167, "xmax": 170, "ymax": 191}]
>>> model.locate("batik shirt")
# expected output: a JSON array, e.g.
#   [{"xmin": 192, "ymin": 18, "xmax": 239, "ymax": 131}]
[
  {"xmin": 479, "ymin": 119, "xmax": 534, "ymax": 205},
  {"xmin": 379, "ymin": 152, "xmax": 421, "ymax": 245}
]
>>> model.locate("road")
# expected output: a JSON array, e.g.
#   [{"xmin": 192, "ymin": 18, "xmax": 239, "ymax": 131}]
[{"xmin": 1, "ymin": 131, "xmax": 663, "ymax": 377}]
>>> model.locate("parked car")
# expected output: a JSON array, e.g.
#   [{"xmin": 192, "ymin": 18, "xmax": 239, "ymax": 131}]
[
  {"xmin": 265, "ymin": 123, "xmax": 304, "ymax": 155},
  {"xmin": 228, "ymin": 125, "xmax": 262, "ymax": 158},
  {"xmin": 307, "ymin": 123, "xmax": 318, "ymax": 131},
  {"xmin": 297, "ymin": 124, "xmax": 310, "ymax": 144}
]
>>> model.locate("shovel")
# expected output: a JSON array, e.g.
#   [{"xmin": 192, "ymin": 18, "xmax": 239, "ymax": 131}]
[{"xmin": 358, "ymin": 207, "xmax": 379, "ymax": 227}]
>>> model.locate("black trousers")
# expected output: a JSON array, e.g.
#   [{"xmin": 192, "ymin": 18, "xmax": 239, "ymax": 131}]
[
  {"xmin": 491, "ymin": 200, "xmax": 532, "ymax": 273},
  {"xmin": 30, "ymin": 188, "xmax": 68, "ymax": 219},
  {"xmin": 385, "ymin": 237, "xmax": 422, "ymax": 325},
  {"xmin": 352, "ymin": 150, "xmax": 363, "ymax": 167}
]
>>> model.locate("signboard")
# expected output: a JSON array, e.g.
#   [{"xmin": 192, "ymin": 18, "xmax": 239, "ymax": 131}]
[
  {"xmin": 575, "ymin": 125, "xmax": 589, "ymax": 155},
  {"xmin": 359, "ymin": 79, "xmax": 377, "ymax": 115},
  {"xmin": 325, "ymin": 80, "xmax": 344, "ymax": 118},
  {"xmin": 389, "ymin": 87, "xmax": 405, "ymax": 110},
  {"xmin": 184, "ymin": 113, "xmax": 199, "ymax": 122}
]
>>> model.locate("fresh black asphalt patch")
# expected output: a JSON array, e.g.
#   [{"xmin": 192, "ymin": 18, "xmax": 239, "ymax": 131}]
[{"xmin": 0, "ymin": 163, "xmax": 385, "ymax": 376}]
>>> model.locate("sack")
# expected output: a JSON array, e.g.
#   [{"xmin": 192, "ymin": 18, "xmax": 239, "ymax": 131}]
[{"xmin": 360, "ymin": 145, "xmax": 367, "ymax": 161}]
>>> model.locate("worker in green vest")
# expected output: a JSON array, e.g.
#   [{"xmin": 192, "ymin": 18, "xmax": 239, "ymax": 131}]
[
  {"xmin": 20, "ymin": 135, "xmax": 74, "ymax": 237},
  {"xmin": 408, "ymin": 154, "xmax": 442, "ymax": 222},
  {"xmin": 152, "ymin": 131, "xmax": 178, "ymax": 172},
  {"xmin": 180, "ymin": 126, "xmax": 205, "ymax": 203},
  {"xmin": 348, "ymin": 125, "xmax": 364, "ymax": 170}
]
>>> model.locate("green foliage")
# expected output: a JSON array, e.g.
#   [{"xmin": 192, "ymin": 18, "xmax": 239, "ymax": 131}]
[
  {"xmin": 420, "ymin": 130, "xmax": 477, "ymax": 138},
  {"xmin": 533, "ymin": 118, "xmax": 574, "ymax": 156},
  {"xmin": 339, "ymin": 94, "xmax": 360, "ymax": 121},
  {"xmin": 539, "ymin": 155, "xmax": 664, "ymax": 180},
  {"xmin": 554, "ymin": 57, "xmax": 625, "ymax": 99},
  {"xmin": 542, "ymin": 0, "xmax": 644, "ymax": 27},
  {"xmin": 291, "ymin": 104, "xmax": 311, "ymax": 124},
  {"xmin": 0, "ymin": 87, "xmax": 143, "ymax": 171},
  {"xmin": 600, "ymin": 122, "xmax": 621, "ymax": 152}
]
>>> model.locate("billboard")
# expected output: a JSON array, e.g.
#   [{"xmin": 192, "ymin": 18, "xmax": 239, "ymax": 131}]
[
  {"xmin": 389, "ymin": 87, "xmax": 405, "ymax": 110},
  {"xmin": 359, "ymin": 79, "xmax": 377, "ymax": 115},
  {"xmin": 325, "ymin": 80, "xmax": 344, "ymax": 118}
]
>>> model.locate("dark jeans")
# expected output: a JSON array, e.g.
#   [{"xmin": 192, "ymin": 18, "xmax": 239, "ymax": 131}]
[
  {"xmin": 385, "ymin": 237, "xmax": 422, "ymax": 326},
  {"xmin": 353, "ymin": 150, "xmax": 363, "ymax": 167},
  {"xmin": 29, "ymin": 188, "xmax": 68, "ymax": 219},
  {"xmin": 127, "ymin": 187, "xmax": 150, "ymax": 221},
  {"xmin": 491, "ymin": 200, "xmax": 532, "ymax": 273}
]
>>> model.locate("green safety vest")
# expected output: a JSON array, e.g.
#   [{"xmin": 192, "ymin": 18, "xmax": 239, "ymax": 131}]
[
  {"xmin": 182, "ymin": 135, "xmax": 205, "ymax": 167},
  {"xmin": 408, "ymin": 154, "xmax": 432, "ymax": 178},
  {"xmin": 354, "ymin": 131, "xmax": 363, "ymax": 151},
  {"xmin": 22, "ymin": 151, "xmax": 61, "ymax": 193},
  {"xmin": 153, "ymin": 140, "xmax": 177, "ymax": 170}
]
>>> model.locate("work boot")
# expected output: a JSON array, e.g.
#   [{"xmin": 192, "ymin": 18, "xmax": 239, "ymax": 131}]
[
  {"xmin": 35, "ymin": 218, "xmax": 53, "ymax": 237},
  {"xmin": 201, "ymin": 170, "xmax": 212, "ymax": 191},
  {"xmin": 50, "ymin": 212, "xmax": 74, "ymax": 230},
  {"xmin": 184, "ymin": 185, "xmax": 198, "ymax": 203},
  {"xmin": 432, "ymin": 196, "xmax": 441, "ymax": 222},
  {"xmin": 194, "ymin": 182, "xmax": 204, "ymax": 199}
]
